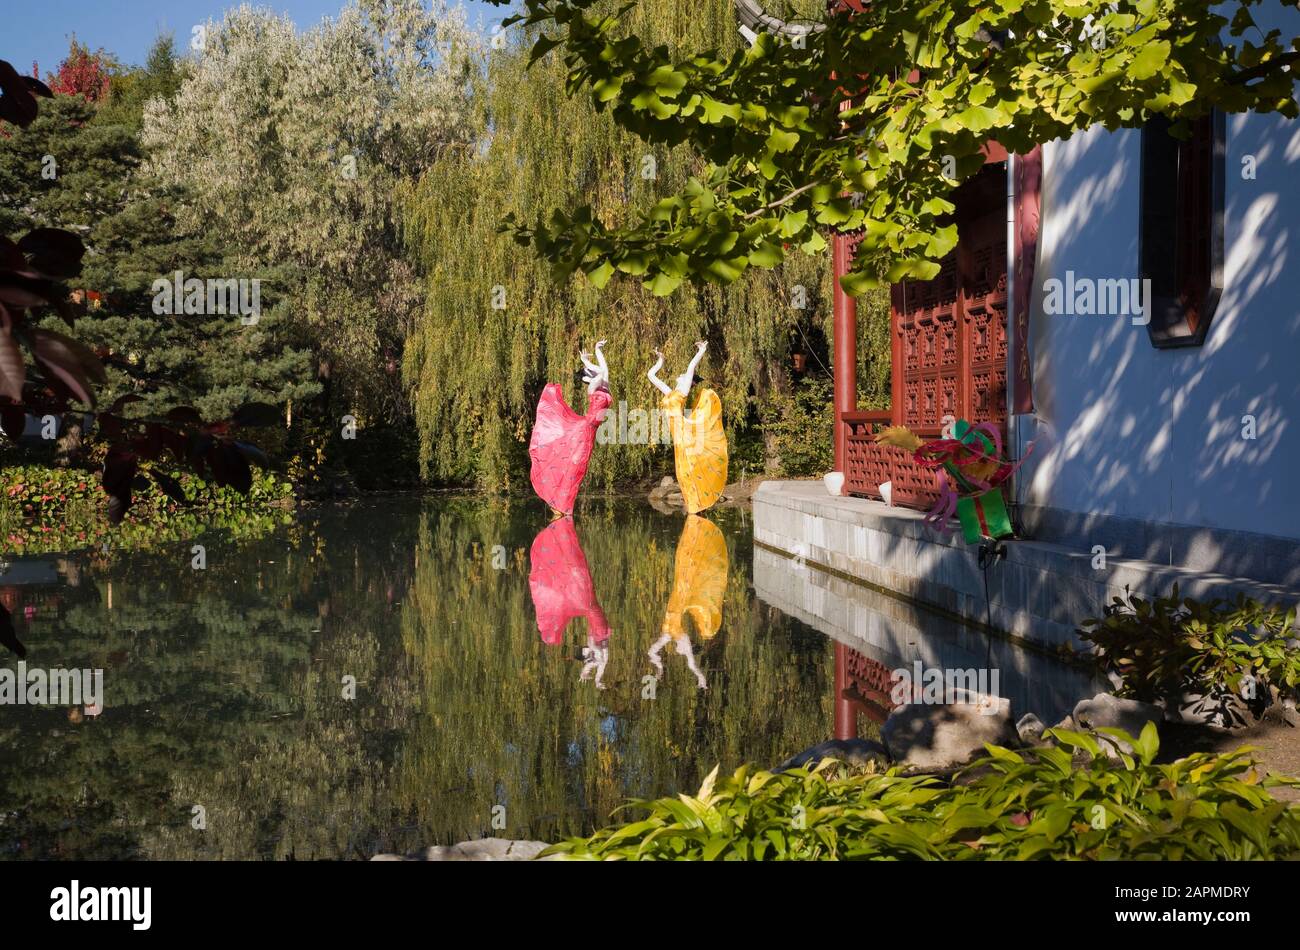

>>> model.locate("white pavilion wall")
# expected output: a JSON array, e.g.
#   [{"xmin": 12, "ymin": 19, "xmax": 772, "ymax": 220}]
[{"xmin": 1014, "ymin": 3, "xmax": 1300, "ymax": 545}]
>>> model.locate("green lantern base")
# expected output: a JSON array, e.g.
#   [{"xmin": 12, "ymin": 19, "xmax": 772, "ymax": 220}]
[{"xmin": 956, "ymin": 489, "xmax": 1012, "ymax": 545}]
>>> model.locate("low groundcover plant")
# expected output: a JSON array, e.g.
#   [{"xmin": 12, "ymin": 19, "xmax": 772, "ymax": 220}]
[{"xmin": 545, "ymin": 724, "xmax": 1300, "ymax": 860}]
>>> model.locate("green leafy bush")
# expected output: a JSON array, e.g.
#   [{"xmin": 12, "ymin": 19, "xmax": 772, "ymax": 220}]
[
  {"xmin": 1079, "ymin": 588, "xmax": 1299, "ymax": 703},
  {"xmin": 545, "ymin": 725, "xmax": 1300, "ymax": 860},
  {"xmin": 2, "ymin": 464, "xmax": 293, "ymax": 555},
  {"xmin": 759, "ymin": 375, "xmax": 835, "ymax": 478}
]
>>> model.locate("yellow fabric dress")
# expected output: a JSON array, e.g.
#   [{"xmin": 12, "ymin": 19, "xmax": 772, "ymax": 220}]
[
  {"xmin": 661, "ymin": 515, "xmax": 729, "ymax": 641},
  {"xmin": 661, "ymin": 388, "xmax": 728, "ymax": 514}
]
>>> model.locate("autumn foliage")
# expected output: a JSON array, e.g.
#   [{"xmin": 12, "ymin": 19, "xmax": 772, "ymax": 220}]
[{"xmin": 39, "ymin": 40, "xmax": 113, "ymax": 103}]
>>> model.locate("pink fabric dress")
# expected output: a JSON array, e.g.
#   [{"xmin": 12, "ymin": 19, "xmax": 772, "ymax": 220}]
[
  {"xmin": 528, "ymin": 516, "xmax": 610, "ymax": 646},
  {"xmin": 528, "ymin": 383, "xmax": 612, "ymax": 515}
]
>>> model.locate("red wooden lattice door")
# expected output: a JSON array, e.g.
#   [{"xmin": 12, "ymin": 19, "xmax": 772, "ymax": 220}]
[{"xmin": 844, "ymin": 162, "xmax": 1009, "ymax": 506}]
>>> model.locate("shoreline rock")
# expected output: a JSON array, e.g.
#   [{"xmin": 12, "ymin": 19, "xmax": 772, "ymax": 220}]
[
  {"xmin": 1072, "ymin": 693, "xmax": 1162, "ymax": 755},
  {"xmin": 774, "ymin": 738, "xmax": 890, "ymax": 772},
  {"xmin": 646, "ymin": 475, "xmax": 760, "ymax": 512},
  {"xmin": 882, "ymin": 691, "xmax": 1014, "ymax": 771},
  {"xmin": 371, "ymin": 838, "xmax": 556, "ymax": 861}
]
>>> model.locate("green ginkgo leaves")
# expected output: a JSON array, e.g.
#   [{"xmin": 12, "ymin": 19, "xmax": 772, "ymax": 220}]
[{"xmin": 495, "ymin": 0, "xmax": 1299, "ymax": 297}]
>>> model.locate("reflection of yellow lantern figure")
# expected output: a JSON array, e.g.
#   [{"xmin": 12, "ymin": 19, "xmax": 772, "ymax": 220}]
[
  {"xmin": 648, "ymin": 515, "xmax": 729, "ymax": 689},
  {"xmin": 660, "ymin": 388, "xmax": 728, "ymax": 515}
]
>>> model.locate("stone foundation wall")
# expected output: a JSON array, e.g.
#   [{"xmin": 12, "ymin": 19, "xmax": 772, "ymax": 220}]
[
  {"xmin": 751, "ymin": 544, "xmax": 1101, "ymax": 726},
  {"xmin": 753, "ymin": 481, "xmax": 1300, "ymax": 653}
]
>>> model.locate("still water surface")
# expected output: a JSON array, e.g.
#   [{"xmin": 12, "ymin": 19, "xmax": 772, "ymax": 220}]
[
  {"xmin": 1, "ymin": 495, "xmax": 1099, "ymax": 859},
  {"xmin": 1, "ymin": 497, "xmax": 835, "ymax": 859}
]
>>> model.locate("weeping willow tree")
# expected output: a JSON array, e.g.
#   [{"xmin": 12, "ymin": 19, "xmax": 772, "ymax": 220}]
[{"xmin": 400, "ymin": 0, "xmax": 889, "ymax": 491}]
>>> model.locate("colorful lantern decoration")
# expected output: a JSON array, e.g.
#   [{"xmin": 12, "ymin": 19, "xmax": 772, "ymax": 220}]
[
  {"xmin": 647, "ymin": 515, "xmax": 729, "ymax": 689},
  {"xmin": 648, "ymin": 342, "xmax": 728, "ymax": 515},
  {"xmin": 660, "ymin": 388, "xmax": 728, "ymax": 515},
  {"xmin": 873, "ymin": 416, "xmax": 1030, "ymax": 545},
  {"xmin": 528, "ymin": 516, "xmax": 610, "ymax": 646},
  {"xmin": 528, "ymin": 342, "xmax": 611, "ymax": 516},
  {"xmin": 528, "ymin": 516, "xmax": 611, "ymax": 688}
]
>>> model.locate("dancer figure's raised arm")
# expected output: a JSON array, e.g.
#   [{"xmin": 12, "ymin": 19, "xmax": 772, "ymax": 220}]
[
  {"xmin": 581, "ymin": 339, "xmax": 609, "ymax": 396},
  {"xmin": 645, "ymin": 634, "xmax": 706, "ymax": 689},
  {"xmin": 647, "ymin": 348, "xmax": 673, "ymax": 396},
  {"xmin": 675, "ymin": 340, "xmax": 708, "ymax": 397},
  {"xmin": 676, "ymin": 635, "xmax": 708, "ymax": 690},
  {"xmin": 647, "ymin": 633, "xmax": 670, "ymax": 676}
]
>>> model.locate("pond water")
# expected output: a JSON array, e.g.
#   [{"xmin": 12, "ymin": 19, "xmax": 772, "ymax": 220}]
[
  {"xmin": 0, "ymin": 495, "xmax": 1097, "ymax": 860},
  {"xmin": 1, "ymin": 497, "xmax": 836, "ymax": 859}
]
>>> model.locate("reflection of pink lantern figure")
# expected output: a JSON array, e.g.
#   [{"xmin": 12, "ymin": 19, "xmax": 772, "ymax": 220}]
[
  {"xmin": 528, "ymin": 516, "xmax": 611, "ymax": 688},
  {"xmin": 529, "ymin": 341, "xmax": 612, "ymax": 517}
]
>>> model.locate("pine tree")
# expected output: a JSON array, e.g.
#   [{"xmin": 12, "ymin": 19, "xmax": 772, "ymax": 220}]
[{"xmin": 0, "ymin": 36, "xmax": 320, "ymax": 427}]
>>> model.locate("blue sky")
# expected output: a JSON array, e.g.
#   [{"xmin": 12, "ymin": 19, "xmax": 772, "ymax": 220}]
[{"xmin": 4, "ymin": 0, "xmax": 512, "ymax": 75}]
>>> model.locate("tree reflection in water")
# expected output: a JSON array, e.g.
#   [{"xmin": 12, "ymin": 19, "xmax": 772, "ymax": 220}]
[{"xmin": 0, "ymin": 498, "xmax": 832, "ymax": 859}]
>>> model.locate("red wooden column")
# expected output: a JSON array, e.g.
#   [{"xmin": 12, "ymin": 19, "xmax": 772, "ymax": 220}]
[
  {"xmin": 827, "ymin": 3, "xmax": 865, "ymax": 477},
  {"xmin": 1012, "ymin": 147, "xmax": 1042, "ymax": 414},
  {"xmin": 831, "ymin": 233, "xmax": 857, "ymax": 474},
  {"xmin": 833, "ymin": 642, "xmax": 858, "ymax": 739}
]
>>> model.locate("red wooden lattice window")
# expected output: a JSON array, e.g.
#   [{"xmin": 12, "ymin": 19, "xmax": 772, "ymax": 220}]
[{"xmin": 843, "ymin": 162, "xmax": 1009, "ymax": 507}]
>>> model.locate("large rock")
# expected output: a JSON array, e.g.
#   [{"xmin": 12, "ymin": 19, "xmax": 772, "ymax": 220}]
[
  {"xmin": 1072, "ymin": 693, "xmax": 1162, "ymax": 754},
  {"xmin": 1162, "ymin": 688, "xmax": 1259, "ymax": 732},
  {"xmin": 371, "ymin": 838, "xmax": 555, "ymax": 861},
  {"xmin": 1280, "ymin": 697, "xmax": 1300, "ymax": 728},
  {"xmin": 649, "ymin": 475, "xmax": 678, "ymax": 498},
  {"xmin": 715, "ymin": 481, "xmax": 754, "ymax": 507},
  {"xmin": 1015, "ymin": 713, "xmax": 1046, "ymax": 746},
  {"xmin": 882, "ymin": 691, "xmax": 1015, "ymax": 771},
  {"xmin": 775, "ymin": 738, "xmax": 890, "ymax": 772},
  {"xmin": 647, "ymin": 476, "xmax": 685, "ymax": 513},
  {"xmin": 648, "ymin": 475, "xmax": 744, "ymax": 511}
]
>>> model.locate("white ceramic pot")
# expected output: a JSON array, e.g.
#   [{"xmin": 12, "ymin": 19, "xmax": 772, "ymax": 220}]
[
  {"xmin": 879, "ymin": 480, "xmax": 893, "ymax": 506},
  {"xmin": 823, "ymin": 471, "xmax": 846, "ymax": 496}
]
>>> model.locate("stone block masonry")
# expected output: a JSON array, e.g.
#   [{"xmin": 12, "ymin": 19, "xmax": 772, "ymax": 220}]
[{"xmin": 753, "ymin": 481, "xmax": 1300, "ymax": 654}]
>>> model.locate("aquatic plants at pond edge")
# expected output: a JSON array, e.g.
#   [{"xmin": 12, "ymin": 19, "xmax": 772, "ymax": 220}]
[{"xmin": 545, "ymin": 724, "xmax": 1300, "ymax": 860}]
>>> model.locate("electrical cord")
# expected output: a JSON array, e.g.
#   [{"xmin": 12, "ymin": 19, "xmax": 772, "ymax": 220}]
[{"xmin": 977, "ymin": 536, "xmax": 1007, "ymax": 668}]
